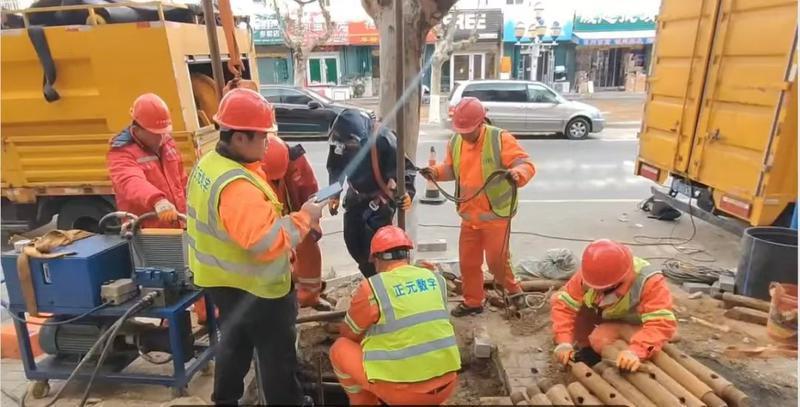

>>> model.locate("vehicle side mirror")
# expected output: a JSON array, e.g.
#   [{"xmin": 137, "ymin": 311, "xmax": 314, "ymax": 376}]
[{"xmin": 308, "ymin": 101, "xmax": 322, "ymax": 110}]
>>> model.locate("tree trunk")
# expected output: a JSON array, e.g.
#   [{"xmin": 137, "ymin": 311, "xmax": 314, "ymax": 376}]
[
  {"xmin": 428, "ymin": 56, "xmax": 445, "ymax": 124},
  {"xmin": 374, "ymin": 1, "xmax": 423, "ymax": 161},
  {"xmin": 292, "ymin": 49, "xmax": 306, "ymax": 87}
]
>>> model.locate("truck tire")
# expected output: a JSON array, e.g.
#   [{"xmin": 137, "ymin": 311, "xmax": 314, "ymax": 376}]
[{"xmin": 56, "ymin": 198, "xmax": 115, "ymax": 233}]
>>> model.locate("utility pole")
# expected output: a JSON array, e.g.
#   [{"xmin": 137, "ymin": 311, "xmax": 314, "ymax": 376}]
[
  {"xmin": 202, "ymin": 0, "xmax": 225, "ymax": 96},
  {"xmin": 394, "ymin": 0, "xmax": 406, "ymax": 230}
]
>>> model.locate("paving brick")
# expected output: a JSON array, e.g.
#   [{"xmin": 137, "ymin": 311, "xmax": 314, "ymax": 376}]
[
  {"xmin": 473, "ymin": 326, "xmax": 494, "ymax": 359},
  {"xmin": 719, "ymin": 274, "xmax": 735, "ymax": 293},
  {"xmin": 682, "ymin": 282, "xmax": 712, "ymax": 294}
]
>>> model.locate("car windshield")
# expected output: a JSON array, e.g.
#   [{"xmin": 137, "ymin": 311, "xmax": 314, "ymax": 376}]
[{"xmin": 307, "ymin": 88, "xmax": 333, "ymax": 104}]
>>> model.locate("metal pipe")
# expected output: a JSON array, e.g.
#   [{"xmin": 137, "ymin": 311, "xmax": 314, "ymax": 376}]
[
  {"xmin": 394, "ymin": 0, "xmax": 405, "ymax": 230},
  {"xmin": 202, "ymin": 0, "xmax": 225, "ymax": 97}
]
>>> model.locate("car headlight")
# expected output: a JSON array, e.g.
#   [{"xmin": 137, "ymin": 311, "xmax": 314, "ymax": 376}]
[{"xmin": 591, "ymin": 110, "xmax": 603, "ymax": 119}]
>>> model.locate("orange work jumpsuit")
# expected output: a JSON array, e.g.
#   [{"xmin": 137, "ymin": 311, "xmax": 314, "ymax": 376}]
[
  {"xmin": 329, "ymin": 269, "xmax": 458, "ymax": 405},
  {"xmin": 264, "ymin": 152, "xmax": 323, "ymax": 307},
  {"xmin": 550, "ymin": 266, "xmax": 677, "ymax": 359},
  {"xmin": 430, "ymin": 125, "xmax": 536, "ymax": 308}
]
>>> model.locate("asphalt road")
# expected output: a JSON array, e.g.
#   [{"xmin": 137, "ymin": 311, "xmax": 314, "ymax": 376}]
[{"xmin": 291, "ymin": 127, "xmax": 649, "ymax": 203}]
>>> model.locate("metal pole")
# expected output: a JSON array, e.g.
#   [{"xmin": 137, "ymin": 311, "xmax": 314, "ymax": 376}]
[
  {"xmin": 202, "ymin": 0, "xmax": 225, "ymax": 96},
  {"xmin": 394, "ymin": 0, "xmax": 406, "ymax": 230}
]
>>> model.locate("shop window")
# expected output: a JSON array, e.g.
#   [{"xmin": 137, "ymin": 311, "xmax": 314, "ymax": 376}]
[{"xmin": 308, "ymin": 56, "xmax": 339, "ymax": 85}]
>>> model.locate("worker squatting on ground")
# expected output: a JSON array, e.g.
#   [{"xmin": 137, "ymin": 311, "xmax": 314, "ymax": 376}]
[
  {"xmin": 326, "ymin": 109, "xmax": 417, "ymax": 278},
  {"xmin": 330, "ymin": 225, "xmax": 461, "ymax": 405},
  {"xmin": 420, "ymin": 97, "xmax": 536, "ymax": 317},
  {"xmin": 551, "ymin": 239, "xmax": 677, "ymax": 372},
  {"xmin": 107, "ymin": 93, "xmax": 186, "ymax": 228},
  {"xmin": 186, "ymin": 88, "xmax": 326, "ymax": 405},
  {"xmin": 262, "ymin": 135, "xmax": 332, "ymax": 310}
]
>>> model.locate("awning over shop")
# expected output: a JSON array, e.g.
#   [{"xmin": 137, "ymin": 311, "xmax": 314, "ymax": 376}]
[{"xmin": 572, "ymin": 30, "xmax": 654, "ymax": 46}]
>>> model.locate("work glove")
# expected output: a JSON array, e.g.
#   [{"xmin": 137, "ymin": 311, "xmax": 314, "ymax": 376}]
[
  {"xmin": 154, "ymin": 199, "xmax": 178, "ymax": 223},
  {"xmin": 329, "ymin": 197, "xmax": 340, "ymax": 216},
  {"xmin": 553, "ymin": 343, "xmax": 575, "ymax": 366},
  {"xmin": 397, "ymin": 193, "xmax": 412, "ymax": 211},
  {"xmin": 301, "ymin": 196, "xmax": 327, "ymax": 225},
  {"xmin": 419, "ymin": 167, "xmax": 435, "ymax": 180},
  {"xmin": 616, "ymin": 349, "xmax": 641, "ymax": 372},
  {"xmin": 506, "ymin": 168, "xmax": 524, "ymax": 186}
]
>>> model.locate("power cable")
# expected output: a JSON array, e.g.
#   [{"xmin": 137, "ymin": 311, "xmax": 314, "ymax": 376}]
[
  {"xmin": 1, "ymin": 302, "xmax": 111, "ymax": 326},
  {"xmin": 78, "ymin": 292, "xmax": 160, "ymax": 407}
]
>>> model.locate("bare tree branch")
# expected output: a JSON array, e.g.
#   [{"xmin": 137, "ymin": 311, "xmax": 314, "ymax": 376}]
[
  {"xmin": 308, "ymin": 0, "xmax": 334, "ymax": 50},
  {"xmin": 271, "ymin": 0, "xmax": 299, "ymax": 47}
]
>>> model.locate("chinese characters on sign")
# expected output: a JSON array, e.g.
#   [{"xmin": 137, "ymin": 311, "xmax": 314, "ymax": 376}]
[{"xmin": 392, "ymin": 278, "xmax": 439, "ymax": 297}]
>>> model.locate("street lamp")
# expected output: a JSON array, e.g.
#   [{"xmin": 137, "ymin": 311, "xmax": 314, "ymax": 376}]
[
  {"xmin": 550, "ymin": 21, "xmax": 561, "ymax": 44},
  {"xmin": 534, "ymin": 1, "xmax": 544, "ymax": 19},
  {"xmin": 514, "ymin": 22, "xmax": 526, "ymax": 42}
]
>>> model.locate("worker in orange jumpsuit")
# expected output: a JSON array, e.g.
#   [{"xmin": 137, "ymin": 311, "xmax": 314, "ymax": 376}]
[
  {"xmin": 187, "ymin": 88, "xmax": 327, "ymax": 404},
  {"xmin": 330, "ymin": 226, "xmax": 460, "ymax": 405},
  {"xmin": 107, "ymin": 93, "xmax": 186, "ymax": 228},
  {"xmin": 551, "ymin": 239, "xmax": 677, "ymax": 372},
  {"xmin": 420, "ymin": 97, "xmax": 536, "ymax": 317},
  {"xmin": 262, "ymin": 135, "xmax": 331, "ymax": 310}
]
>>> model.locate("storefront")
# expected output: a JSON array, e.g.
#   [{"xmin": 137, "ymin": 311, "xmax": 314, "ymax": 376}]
[
  {"xmin": 436, "ymin": 9, "xmax": 503, "ymax": 92},
  {"xmin": 502, "ymin": 18, "xmax": 574, "ymax": 90},
  {"xmin": 252, "ymin": 14, "xmax": 292, "ymax": 85},
  {"xmin": 571, "ymin": 14, "xmax": 655, "ymax": 91}
]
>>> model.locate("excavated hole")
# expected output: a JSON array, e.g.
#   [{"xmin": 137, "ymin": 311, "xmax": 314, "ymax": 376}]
[
  {"xmin": 609, "ymin": 393, "xmax": 616, "ymax": 399},
  {"xmin": 710, "ymin": 374, "xmax": 719, "ymax": 379},
  {"xmin": 679, "ymin": 397, "xmax": 687, "ymax": 403},
  {"xmin": 577, "ymin": 396, "xmax": 585, "ymax": 403},
  {"xmin": 585, "ymin": 372, "xmax": 592, "ymax": 378}
]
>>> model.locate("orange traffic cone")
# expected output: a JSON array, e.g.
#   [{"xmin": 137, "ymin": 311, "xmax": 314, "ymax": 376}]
[{"xmin": 421, "ymin": 146, "xmax": 446, "ymax": 205}]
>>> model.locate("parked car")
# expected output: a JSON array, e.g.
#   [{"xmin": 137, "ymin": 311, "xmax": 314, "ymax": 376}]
[
  {"xmin": 260, "ymin": 85, "xmax": 372, "ymax": 137},
  {"xmin": 447, "ymin": 80, "xmax": 605, "ymax": 139}
]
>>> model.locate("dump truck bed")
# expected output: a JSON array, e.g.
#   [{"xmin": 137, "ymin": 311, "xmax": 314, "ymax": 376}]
[
  {"xmin": 637, "ymin": 0, "xmax": 797, "ymax": 226},
  {"xmin": 1, "ymin": 17, "xmax": 252, "ymax": 203}
]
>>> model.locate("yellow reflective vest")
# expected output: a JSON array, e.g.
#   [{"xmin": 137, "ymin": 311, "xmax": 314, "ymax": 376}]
[
  {"xmin": 362, "ymin": 265, "xmax": 461, "ymax": 383},
  {"xmin": 450, "ymin": 125, "xmax": 517, "ymax": 218},
  {"xmin": 186, "ymin": 150, "xmax": 292, "ymax": 299},
  {"xmin": 582, "ymin": 258, "xmax": 664, "ymax": 323}
]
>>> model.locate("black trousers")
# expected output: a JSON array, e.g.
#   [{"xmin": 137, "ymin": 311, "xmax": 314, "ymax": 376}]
[
  {"xmin": 342, "ymin": 200, "xmax": 394, "ymax": 278},
  {"xmin": 207, "ymin": 287, "xmax": 302, "ymax": 406}
]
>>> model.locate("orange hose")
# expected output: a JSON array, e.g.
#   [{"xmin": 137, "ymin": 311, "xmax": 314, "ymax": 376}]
[{"xmin": 217, "ymin": 0, "xmax": 242, "ymax": 78}]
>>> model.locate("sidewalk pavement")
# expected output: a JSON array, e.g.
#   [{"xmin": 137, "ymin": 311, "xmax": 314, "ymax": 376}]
[{"xmin": 1, "ymin": 200, "xmax": 742, "ymax": 405}]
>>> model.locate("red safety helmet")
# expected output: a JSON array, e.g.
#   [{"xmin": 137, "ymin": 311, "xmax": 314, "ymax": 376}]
[
  {"xmin": 451, "ymin": 97, "xmax": 486, "ymax": 134},
  {"xmin": 580, "ymin": 239, "xmax": 634, "ymax": 290},
  {"xmin": 370, "ymin": 226, "xmax": 414, "ymax": 257},
  {"xmin": 214, "ymin": 88, "xmax": 275, "ymax": 133},
  {"xmin": 263, "ymin": 135, "xmax": 289, "ymax": 180},
  {"xmin": 130, "ymin": 93, "xmax": 172, "ymax": 134}
]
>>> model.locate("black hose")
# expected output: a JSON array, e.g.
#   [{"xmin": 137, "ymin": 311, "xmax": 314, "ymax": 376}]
[
  {"xmin": 1, "ymin": 302, "xmax": 110, "ymax": 326},
  {"xmin": 78, "ymin": 292, "xmax": 159, "ymax": 407}
]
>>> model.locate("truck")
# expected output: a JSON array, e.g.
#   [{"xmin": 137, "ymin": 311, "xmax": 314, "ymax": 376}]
[
  {"xmin": 636, "ymin": 0, "xmax": 797, "ymax": 230},
  {"xmin": 1, "ymin": 1, "xmax": 257, "ymax": 233}
]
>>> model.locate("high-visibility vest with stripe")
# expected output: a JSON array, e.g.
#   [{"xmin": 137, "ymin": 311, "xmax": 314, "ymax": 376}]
[
  {"xmin": 450, "ymin": 125, "xmax": 517, "ymax": 218},
  {"xmin": 578, "ymin": 258, "xmax": 674, "ymax": 324},
  {"xmin": 186, "ymin": 150, "xmax": 292, "ymax": 299},
  {"xmin": 362, "ymin": 265, "xmax": 461, "ymax": 383}
]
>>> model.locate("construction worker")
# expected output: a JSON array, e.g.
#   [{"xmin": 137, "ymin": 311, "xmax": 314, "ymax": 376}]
[
  {"xmin": 551, "ymin": 239, "xmax": 677, "ymax": 372},
  {"xmin": 262, "ymin": 135, "xmax": 331, "ymax": 310},
  {"xmin": 186, "ymin": 88, "xmax": 326, "ymax": 405},
  {"xmin": 330, "ymin": 225, "xmax": 460, "ymax": 405},
  {"xmin": 326, "ymin": 109, "xmax": 416, "ymax": 278},
  {"xmin": 420, "ymin": 97, "xmax": 535, "ymax": 317},
  {"xmin": 107, "ymin": 93, "xmax": 186, "ymax": 228}
]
